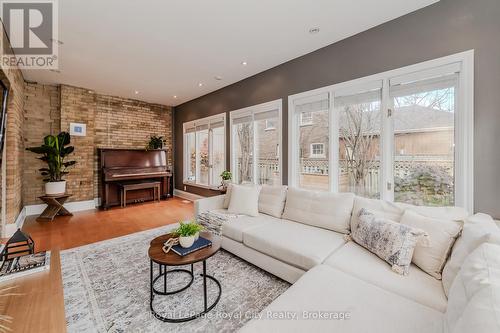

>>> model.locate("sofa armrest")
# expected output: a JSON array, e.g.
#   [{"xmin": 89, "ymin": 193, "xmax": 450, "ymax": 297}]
[{"xmin": 194, "ymin": 195, "xmax": 225, "ymax": 215}]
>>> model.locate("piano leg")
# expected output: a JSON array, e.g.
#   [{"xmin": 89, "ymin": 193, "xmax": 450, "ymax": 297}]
[{"xmin": 104, "ymin": 183, "xmax": 109, "ymax": 210}]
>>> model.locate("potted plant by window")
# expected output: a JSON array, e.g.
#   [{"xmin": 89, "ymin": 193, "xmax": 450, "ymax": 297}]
[
  {"xmin": 146, "ymin": 135, "xmax": 166, "ymax": 150},
  {"xmin": 220, "ymin": 170, "xmax": 232, "ymax": 188},
  {"xmin": 174, "ymin": 221, "xmax": 204, "ymax": 248},
  {"xmin": 26, "ymin": 132, "xmax": 76, "ymax": 195}
]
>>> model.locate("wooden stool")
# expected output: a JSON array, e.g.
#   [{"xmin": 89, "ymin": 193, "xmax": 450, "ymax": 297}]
[{"xmin": 37, "ymin": 194, "xmax": 73, "ymax": 221}]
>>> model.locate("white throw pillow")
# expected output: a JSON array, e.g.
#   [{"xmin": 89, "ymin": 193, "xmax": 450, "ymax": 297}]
[
  {"xmin": 445, "ymin": 243, "xmax": 500, "ymax": 332},
  {"xmin": 282, "ymin": 187, "xmax": 354, "ymax": 233},
  {"xmin": 227, "ymin": 184, "xmax": 260, "ymax": 217},
  {"xmin": 400, "ymin": 209, "xmax": 462, "ymax": 279},
  {"xmin": 258, "ymin": 185, "xmax": 288, "ymax": 218},
  {"xmin": 350, "ymin": 196, "xmax": 404, "ymax": 232},
  {"xmin": 442, "ymin": 213, "xmax": 500, "ymax": 296}
]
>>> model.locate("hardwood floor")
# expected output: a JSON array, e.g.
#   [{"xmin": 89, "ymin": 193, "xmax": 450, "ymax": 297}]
[{"xmin": 0, "ymin": 197, "xmax": 194, "ymax": 333}]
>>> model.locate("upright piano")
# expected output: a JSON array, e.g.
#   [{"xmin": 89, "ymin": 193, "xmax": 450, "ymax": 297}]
[{"xmin": 99, "ymin": 148, "xmax": 173, "ymax": 209}]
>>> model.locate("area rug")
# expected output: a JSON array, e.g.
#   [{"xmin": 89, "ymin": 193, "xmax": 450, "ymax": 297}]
[{"xmin": 60, "ymin": 225, "xmax": 290, "ymax": 332}]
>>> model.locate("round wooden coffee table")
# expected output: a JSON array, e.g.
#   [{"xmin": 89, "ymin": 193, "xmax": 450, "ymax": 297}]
[{"xmin": 148, "ymin": 232, "xmax": 222, "ymax": 322}]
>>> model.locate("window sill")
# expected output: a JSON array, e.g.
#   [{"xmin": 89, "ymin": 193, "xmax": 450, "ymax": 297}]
[{"xmin": 183, "ymin": 182, "xmax": 221, "ymax": 191}]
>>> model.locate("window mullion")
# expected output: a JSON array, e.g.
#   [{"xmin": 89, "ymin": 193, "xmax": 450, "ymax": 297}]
[
  {"xmin": 330, "ymin": 92, "xmax": 338, "ymax": 192},
  {"xmin": 381, "ymin": 78, "xmax": 394, "ymax": 201},
  {"xmin": 252, "ymin": 112, "xmax": 258, "ymax": 185}
]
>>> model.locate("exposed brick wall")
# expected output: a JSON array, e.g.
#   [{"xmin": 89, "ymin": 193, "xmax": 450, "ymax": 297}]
[
  {"xmin": 0, "ymin": 24, "xmax": 26, "ymax": 230},
  {"xmin": 23, "ymin": 83, "xmax": 60, "ymax": 205},
  {"xmin": 60, "ymin": 85, "xmax": 96, "ymax": 201},
  {"xmin": 94, "ymin": 94, "xmax": 173, "ymax": 198},
  {"xmin": 22, "ymin": 84, "xmax": 173, "ymax": 204}
]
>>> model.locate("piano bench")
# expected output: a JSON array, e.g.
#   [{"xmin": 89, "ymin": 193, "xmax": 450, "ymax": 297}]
[{"xmin": 117, "ymin": 181, "xmax": 161, "ymax": 208}]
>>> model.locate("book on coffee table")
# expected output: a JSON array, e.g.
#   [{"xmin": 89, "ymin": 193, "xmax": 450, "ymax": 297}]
[
  {"xmin": 171, "ymin": 237, "xmax": 212, "ymax": 256},
  {"xmin": 0, "ymin": 251, "xmax": 51, "ymax": 283}
]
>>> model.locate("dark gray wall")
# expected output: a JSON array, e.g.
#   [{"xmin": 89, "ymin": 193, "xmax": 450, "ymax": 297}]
[{"xmin": 174, "ymin": 0, "xmax": 500, "ymax": 218}]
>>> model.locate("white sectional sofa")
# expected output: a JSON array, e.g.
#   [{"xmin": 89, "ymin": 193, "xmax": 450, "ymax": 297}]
[{"xmin": 194, "ymin": 185, "xmax": 500, "ymax": 333}]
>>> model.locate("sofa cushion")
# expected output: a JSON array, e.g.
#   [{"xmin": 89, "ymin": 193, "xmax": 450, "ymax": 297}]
[
  {"xmin": 445, "ymin": 243, "xmax": 500, "ymax": 332},
  {"xmin": 350, "ymin": 196, "xmax": 404, "ymax": 231},
  {"xmin": 242, "ymin": 219, "xmax": 346, "ymax": 270},
  {"xmin": 221, "ymin": 213, "xmax": 278, "ymax": 243},
  {"xmin": 258, "ymin": 185, "xmax": 288, "ymax": 218},
  {"xmin": 240, "ymin": 265, "xmax": 443, "ymax": 333},
  {"xmin": 442, "ymin": 213, "xmax": 500, "ymax": 296},
  {"xmin": 227, "ymin": 184, "xmax": 261, "ymax": 217},
  {"xmin": 324, "ymin": 241, "xmax": 448, "ymax": 312},
  {"xmin": 396, "ymin": 202, "xmax": 469, "ymax": 222},
  {"xmin": 351, "ymin": 209, "xmax": 427, "ymax": 275},
  {"xmin": 452, "ymin": 284, "xmax": 500, "ymax": 333},
  {"xmin": 401, "ymin": 209, "xmax": 462, "ymax": 279},
  {"xmin": 282, "ymin": 187, "xmax": 354, "ymax": 233}
]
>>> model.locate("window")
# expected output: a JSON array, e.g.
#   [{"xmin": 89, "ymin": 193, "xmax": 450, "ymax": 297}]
[
  {"xmin": 183, "ymin": 114, "xmax": 226, "ymax": 187},
  {"xmin": 391, "ymin": 72, "xmax": 457, "ymax": 206},
  {"xmin": 335, "ymin": 83, "xmax": 382, "ymax": 198},
  {"xmin": 300, "ymin": 112, "xmax": 313, "ymax": 125},
  {"xmin": 292, "ymin": 93, "xmax": 330, "ymax": 190},
  {"xmin": 289, "ymin": 51, "xmax": 473, "ymax": 211},
  {"xmin": 310, "ymin": 143, "xmax": 325, "ymax": 158},
  {"xmin": 230, "ymin": 100, "xmax": 282, "ymax": 186}
]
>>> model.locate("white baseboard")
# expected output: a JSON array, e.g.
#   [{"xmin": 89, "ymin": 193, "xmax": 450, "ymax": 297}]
[
  {"xmin": 25, "ymin": 199, "xmax": 97, "ymax": 216},
  {"xmin": 4, "ymin": 208, "xmax": 26, "ymax": 237},
  {"xmin": 173, "ymin": 189, "xmax": 205, "ymax": 201}
]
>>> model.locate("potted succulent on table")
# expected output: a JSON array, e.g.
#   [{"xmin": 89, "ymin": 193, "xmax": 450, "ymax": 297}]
[
  {"xmin": 174, "ymin": 221, "xmax": 204, "ymax": 248},
  {"xmin": 26, "ymin": 132, "xmax": 76, "ymax": 195}
]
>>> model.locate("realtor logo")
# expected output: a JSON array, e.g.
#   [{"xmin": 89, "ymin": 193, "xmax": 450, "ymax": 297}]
[{"xmin": 0, "ymin": 0, "xmax": 58, "ymax": 69}]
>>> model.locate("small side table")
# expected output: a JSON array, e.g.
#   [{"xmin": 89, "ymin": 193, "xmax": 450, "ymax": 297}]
[{"xmin": 37, "ymin": 194, "xmax": 73, "ymax": 221}]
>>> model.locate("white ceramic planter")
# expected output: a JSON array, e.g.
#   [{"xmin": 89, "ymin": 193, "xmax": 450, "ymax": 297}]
[
  {"xmin": 45, "ymin": 181, "xmax": 66, "ymax": 195},
  {"xmin": 179, "ymin": 235, "xmax": 195, "ymax": 248},
  {"xmin": 194, "ymin": 231, "xmax": 200, "ymax": 241}
]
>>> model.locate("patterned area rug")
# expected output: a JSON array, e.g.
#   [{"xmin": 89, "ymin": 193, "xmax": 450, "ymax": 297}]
[{"xmin": 60, "ymin": 225, "xmax": 290, "ymax": 332}]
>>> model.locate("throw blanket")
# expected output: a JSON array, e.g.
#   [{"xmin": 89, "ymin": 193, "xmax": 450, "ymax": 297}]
[{"xmin": 197, "ymin": 211, "xmax": 236, "ymax": 235}]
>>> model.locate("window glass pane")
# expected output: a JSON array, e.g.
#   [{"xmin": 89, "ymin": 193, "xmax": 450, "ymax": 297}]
[
  {"xmin": 255, "ymin": 116, "xmax": 280, "ymax": 185},
  {"xmin": 196, "ymin": 128, "xmax": 209, "ymax": 185},
  {"xmin": 211, "ymin": 126, "xmax": 225, "ymax": 186},
  {"xmin": 185, "ymin": 132, "xmax": 196, "ymax": 182},
  {"xmin": 336, "ymin": 88, "xmax": 382, "ymax": 198},
  {"xmin": 298, "ymin": 109, "xmax": 329, "ymax": 190},
  {"xmin": 392, "ymin": 75, "xmax": 456, "ymax": 206},
  {"xmin": 234, "ymin": 121, "xmax": 254, "ymax": 184}
]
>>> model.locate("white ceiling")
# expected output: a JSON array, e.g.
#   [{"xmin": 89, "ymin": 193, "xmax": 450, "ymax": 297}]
[{"xmin": 22, "ymin": 0, "xmax": 439, "ymax": 106}]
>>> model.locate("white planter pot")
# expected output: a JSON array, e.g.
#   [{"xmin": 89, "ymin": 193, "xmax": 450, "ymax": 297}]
[
  {"xmin": 179, "ymin": 235, "xmax": 195, "ymax": 248},
  {"xmin": 194, "ymin": 231, "xmax": 200, "ymax": 241},
  {"xmin": 45, "ymin": 181, "xmax": 66, "ymax": 195}
]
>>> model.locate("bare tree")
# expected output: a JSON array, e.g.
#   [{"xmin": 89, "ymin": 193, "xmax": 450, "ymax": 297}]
[
  {"xmin": 237, "ymin": 123, "xmax": 252, "ymax": 182},
  {"xmin": 339, "ymin": 104, "xmax": 378, "ymax": 196}
]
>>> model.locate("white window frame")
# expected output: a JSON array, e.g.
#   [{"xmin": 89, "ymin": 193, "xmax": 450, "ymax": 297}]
[
  {"xmin": 229, "ymin": 99, "xmax": 283, "ymax": 185},
  {"xmin": 183, "ymin": 113, "xmax": 226, "ymax": 189},
  {"xmin": 288, "ymin": 50, "xmax": 474, "ymax": 212},
  {"xmin": 310, "ymin": 143, "xmax": 325, "ymax": 158}
]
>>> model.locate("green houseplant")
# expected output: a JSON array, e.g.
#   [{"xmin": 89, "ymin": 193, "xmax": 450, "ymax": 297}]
[
  {"xmin": 26, "ymin": 132, "xmax": 76, "ymax": 195},
  {"xmin": 146, "ymin": 135, "xmax": 166, "ymax": 150},
  {"xmin": 174, "ymin": 221, "xmax": 204, "ymax": 248},
  {"xmin": 220, "ymin": 170, "xmax": 232, "ymax": 188}
]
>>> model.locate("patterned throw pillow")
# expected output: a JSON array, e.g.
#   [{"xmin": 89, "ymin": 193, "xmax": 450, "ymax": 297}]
[{"xmin": 351, "ymin": 209, "xmax": 428, "ymax": 275}]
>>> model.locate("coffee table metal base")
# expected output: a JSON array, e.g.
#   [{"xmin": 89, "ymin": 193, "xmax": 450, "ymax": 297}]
[{"xmin": 150, "ymin": 259, "xmax": 222, "ymax": 322}]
